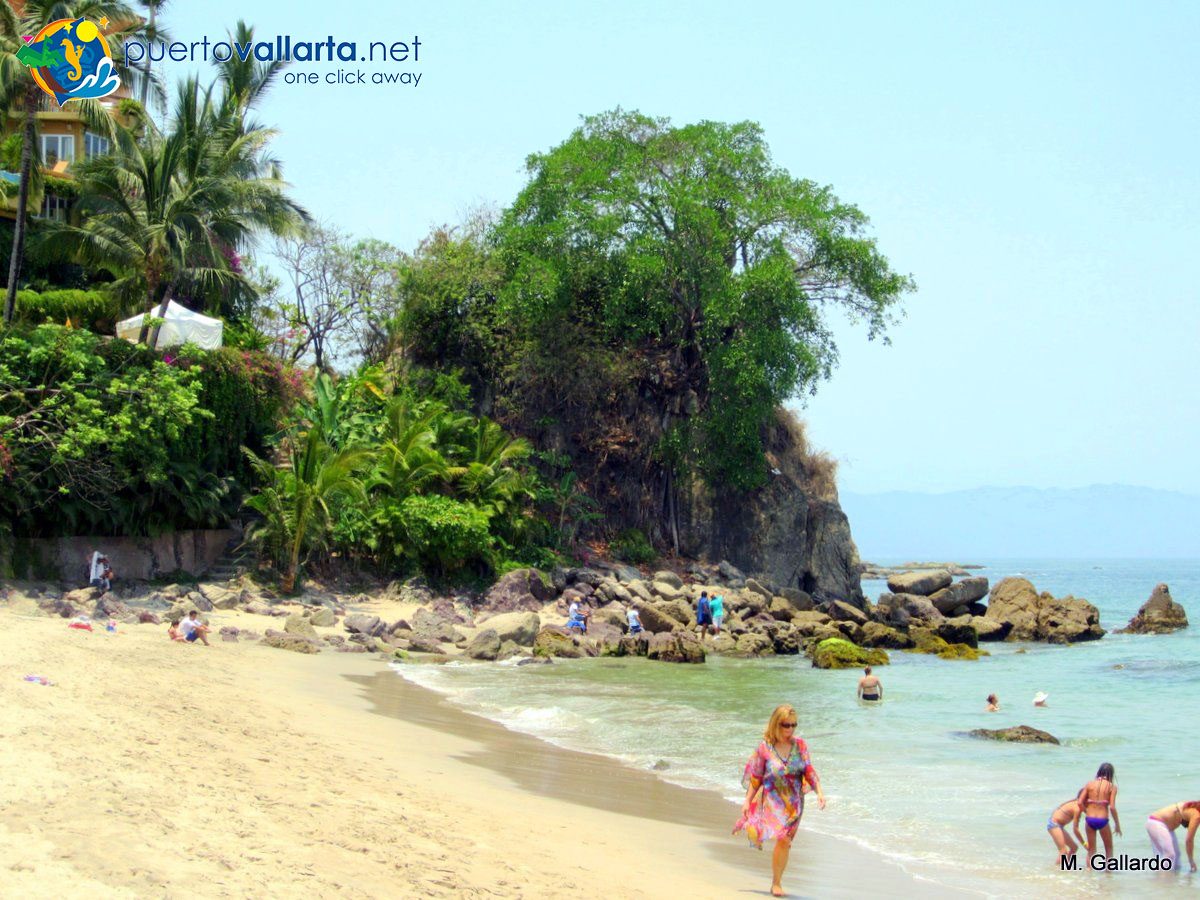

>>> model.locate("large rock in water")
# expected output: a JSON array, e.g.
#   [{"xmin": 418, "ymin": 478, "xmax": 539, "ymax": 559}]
[
  {"xmin": 886, "ymin": 569, "xmax": 952, "ymax": 597},
  {"xmin": 645, "ymin": 632, "xmax": 705, "ymax": 663},
  {"xmin": 875, "ymin": 592, "xmax": 944, "ymax": 627},
  {"xmin": 477, "ymin": 611, "xmax": 540, "ymax": 646},
  {"xmin": 969, "ymin": 725, "xmax": 1059, "ymax": 745},
  {"xmin": 811, "ymin": 638, "xmax": 888, "ymax": 669},
  {"xmin": 466, "ymin": 629, "xmax": 501, "ymax": 660},
  {"xmin": 1119, "ymin": 583, "xmax": 1188, "ymax": 635},
  {"xmin": 985, "ymin": 577, "xmax": 1105, "ymax": 643},
  {"xmin": 928, "ymin": 577, "xmax": 990, "ymax": 614},
  {"xmin": 479, "ymin": 568, "xmax": 554, "ymax": 614},
  {"xmin": 674, "ymin": 411, "xmax": 865, "ymax": 607},
  {"xmin": 532, "ymin": 626, "xmax": 584, "ymax": 658}
]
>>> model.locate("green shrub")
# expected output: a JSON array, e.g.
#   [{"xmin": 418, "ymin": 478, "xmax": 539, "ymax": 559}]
[
  {"xmin": 612, "ymin": 527, "xmax": 656, "ymax": 565},
  {"xmin": 14, "ymin": 288, "xmax": 120, "ymax": 332},
  {"xmin": 376, "ymin": 494, "xmax": 493, "ymax": 575},
  {"xmin": 0, "ymin": 326, "xmax": 305, "ymax": 538}
]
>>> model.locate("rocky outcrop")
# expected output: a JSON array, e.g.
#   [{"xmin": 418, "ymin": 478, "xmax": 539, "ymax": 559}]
[
  {"xmin": 262, "ymin": 632, "xmax": 320, "ymax": 654},
  {"xmin": 985, "ymin": 577, "xmax": 1105, "ymax": 643},
  {"xmin": 875, "ymin": 592, "xmax": 943, "ymax": 627},
  {"xmin": 1119, "ymin": 583, "xmax": 1188, "ymax": 635},
  {"xmin": 675, "ymin": 413, "xmax": 865, "ymax": 607},
  {"xmin": 479, "ymin": 568, "xmax": 554, "ymax": 615},
  {"xmin": 908, "ymin": 626, "xmax": 985, "ymax": 660},
  {"xmin": 477, "ymin": 611, "xmax": 540, "ymax": 646},
  {"xmin": 532, "ymin": 626, "xmax": 584, "ymax": 658},
  {"xmin": 645, "ymin": 632, "xmax": 705, "ymax": 663},
  {"xmin": 927, "ymin": 577, "xmax": 989, "ymax": 614},
  {"xmin": 886, "ymin": 569, "xmax": 952, "ymax": 596},
  {"xmin": 969, "ymin": 725, "xmax": 1059, "ymax": 745},
  {"xmin": 284, "ymin": 613, "xmax": 318, "ymax": 640},
  {"xmin": 466, "ymin": 629, "xmax": 501, "ymax": 660},
  {"xmin": 344, "ymin": 614, "xmax": 385, "ymax": 637},
  {"xmin": 811, "ymin": 637, "xmax": 888, "ymax": 669}
]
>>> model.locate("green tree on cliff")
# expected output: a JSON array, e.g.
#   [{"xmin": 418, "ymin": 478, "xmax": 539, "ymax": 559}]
[{"xmin": 489, "ymin": 110, "xmax": 913, "ymax": 542}]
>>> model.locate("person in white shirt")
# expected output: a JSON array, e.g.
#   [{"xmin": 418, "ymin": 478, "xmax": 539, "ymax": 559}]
[
  {"xmin": 566, "ymin": 598, "xmax": 589, "ymax": 633},
  {"xmin": 177, "ymin": 610, "xmax": 210, "ymax": 646},
  {"xmin": 626, "ymin": 606, "xmax": 643, "ymax": 635}
]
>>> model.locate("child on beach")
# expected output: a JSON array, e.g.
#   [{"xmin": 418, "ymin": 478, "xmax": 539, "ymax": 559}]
[
  {"xmin": 1075, "ymin": 763, "xmax": 1121, "ymax": 858},
  {"xmin": 1045, "ymin": 798, "xmax": 1085, "ymax": 866},
  {"xmin": 177, "ymin": 611, "xmax": 210, "ymax": 646}
]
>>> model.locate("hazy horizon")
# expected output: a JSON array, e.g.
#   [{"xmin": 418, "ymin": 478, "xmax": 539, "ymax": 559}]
[{"xmin": 841, "ymin": 483, "xmax": 1200, "ymax": 559}]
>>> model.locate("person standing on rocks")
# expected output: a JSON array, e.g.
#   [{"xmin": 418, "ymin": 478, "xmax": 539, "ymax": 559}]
[
  {"xmin": 857, "ymin": 667, "xmax": 882, "ymax": 703},
  {"xmin": 711, "ymin": 593, "xmax": 725, "ymax": 635},
  {"xmin": 1146, "ymin": 800, "xmax": 1200, "ymax": 871},
  {"xmin": 1075, "ymin": 763, "xmax": 1121, "ymax": 858},
  {"xmin": 626, "ymin": 605, "xmax": 643, "ymax": 636},
  {"xmin": 696, "ymin": 591, "xmax": 713, "ymax": 638},
  {"xmin": 733, "ymin": 704, "xmax": 826, "ymax": 897}
]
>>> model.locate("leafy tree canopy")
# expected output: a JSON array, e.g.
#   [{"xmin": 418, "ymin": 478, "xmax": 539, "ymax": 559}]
[{"xmin": 491, "ymin": 109, "xmax": 914, "ymax": 491}]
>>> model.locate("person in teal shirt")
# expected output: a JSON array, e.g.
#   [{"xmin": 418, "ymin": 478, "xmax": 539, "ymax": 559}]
[{"xmin": 711, "ymin": 593, "xmax": 725, "ymax": 634}]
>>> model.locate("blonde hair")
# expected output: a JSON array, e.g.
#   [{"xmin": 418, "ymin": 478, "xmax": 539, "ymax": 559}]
[{"xmin": 763, "ymin": 704, "xmax": 798, "ymax": 744}]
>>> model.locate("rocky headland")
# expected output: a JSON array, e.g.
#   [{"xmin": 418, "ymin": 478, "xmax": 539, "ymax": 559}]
[
  {"xmin": 8, "ymin": 549, "xmax": 1165, "ymax": 672},
  {"xmin": 1118, "ymin": 583, "xmax": 1188, "ymax": 634}
]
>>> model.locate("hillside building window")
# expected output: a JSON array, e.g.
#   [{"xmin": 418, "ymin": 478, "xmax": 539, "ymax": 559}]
[
  {"xmin": 84, "ymin": 132, "xmax": 110, "ymax": 158},
  {"xmin": 41, "ymin": 134, "xmax": 75, "ymax": 166},
  {"xmin": 40, "ymin": 193, "xmax": 68, "ymax": 221}
]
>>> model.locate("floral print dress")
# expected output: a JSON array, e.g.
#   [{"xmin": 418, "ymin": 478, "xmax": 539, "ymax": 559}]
[{"xmin": 732, "ymin": 737, "xmax": 819, "ymax": 849}]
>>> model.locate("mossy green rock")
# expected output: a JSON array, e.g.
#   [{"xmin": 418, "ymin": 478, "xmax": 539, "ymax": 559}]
[
  {"xmin": 908, "ymin": 627, "xmax": 987, "ymax": 660},
  {"xmin": 811, "ymin": 638, "xmax": 888, "ymax": 669}
]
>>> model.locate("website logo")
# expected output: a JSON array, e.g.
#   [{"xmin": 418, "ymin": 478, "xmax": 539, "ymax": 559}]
[{"xmin": 18, "ymin": 18, "xmax": 121, "ymax": 107}]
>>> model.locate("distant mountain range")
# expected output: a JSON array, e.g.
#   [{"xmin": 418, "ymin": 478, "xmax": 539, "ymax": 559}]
[{"xmin": 840, "ymin": 484, "xmax": 1200, "ymax": 559}]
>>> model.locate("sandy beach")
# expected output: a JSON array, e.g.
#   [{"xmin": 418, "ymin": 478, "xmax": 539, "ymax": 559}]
[{"xmin": 0, "ymin": 597, "xmax": 967, "ymax": 899}]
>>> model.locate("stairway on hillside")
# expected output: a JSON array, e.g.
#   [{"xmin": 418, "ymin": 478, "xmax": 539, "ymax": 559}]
[{"xmin": 205, "ymin": 532, "xmax": 253, "ymax": 582}]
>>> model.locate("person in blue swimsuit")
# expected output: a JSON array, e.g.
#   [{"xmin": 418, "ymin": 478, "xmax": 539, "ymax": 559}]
[
  {"xmin": 1045, "ymin": 798, "xmax": 1084, "ymax": 866},
  {"xmin": 1074, "ymin": 763, "xmax": 1122, "ymax": 858}
]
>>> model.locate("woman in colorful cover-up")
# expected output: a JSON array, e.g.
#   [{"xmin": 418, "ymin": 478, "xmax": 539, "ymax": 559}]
[{"xmin": 733, "ymin": 704, "xmax": 826, "ymax": 897}]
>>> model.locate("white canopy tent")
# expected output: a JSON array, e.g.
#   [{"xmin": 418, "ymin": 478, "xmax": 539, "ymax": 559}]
[{"xmin": 116, "ymin": 300, "xmax": 224, "ymax": 350}]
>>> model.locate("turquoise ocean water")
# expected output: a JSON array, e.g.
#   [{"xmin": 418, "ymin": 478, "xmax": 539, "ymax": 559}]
[{"xmin": 393, "ymin": 560, "xmax": 1199, "ymax": 897}]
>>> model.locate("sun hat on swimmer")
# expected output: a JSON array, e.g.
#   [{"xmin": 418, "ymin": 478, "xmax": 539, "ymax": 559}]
[{"xmin": 1032, "ymin": 691, "xmax": 1049, "ymax": 704}]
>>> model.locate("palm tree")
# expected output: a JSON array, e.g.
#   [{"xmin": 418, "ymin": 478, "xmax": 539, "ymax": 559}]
[
  {"xmin": 244, "ymin": 425, "xmax": 370, "ymax": 593},
  {"xmin": 373, "ymin": 396, "xmax": 447, "ymax": 499},
  {"xmin": 134, "ymin": 0, "xmax": 170, "ymax": 109},
  {"xmin": 448, "ymin": 417, "xmax": 531, "ymax": 514},
  {"xmin": 45, "ymin": 76, "xmax": 307, "ymax": 345},
  {"xmin": 0, "ymin": 0, "xmax": 155, "ymax": 324}
]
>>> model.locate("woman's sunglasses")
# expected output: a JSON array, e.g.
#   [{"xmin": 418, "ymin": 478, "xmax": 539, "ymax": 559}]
[{"xmin": 781, "ymin": 722, "xmax": 797, "ymax": 728}]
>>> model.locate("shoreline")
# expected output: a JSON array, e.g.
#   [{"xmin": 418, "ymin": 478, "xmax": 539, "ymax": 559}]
[
  {"xmin": 345, "ymin": 661, "xmax": 974, "ymax": 899},
  {"xmin": 0, "ymin": 606, "xmax": 966, "ymax": 897}
]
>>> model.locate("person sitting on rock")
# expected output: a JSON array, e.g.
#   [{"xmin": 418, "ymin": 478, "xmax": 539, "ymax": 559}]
[
  {"xmin": 626, "ymin": 605, "xmax": 643, "ymax": 635},
  {"xmin": 177, "ymin": 610, "xmax": 210, "ymax": 646},
  {"xmin": 88, "ymin": 551, "xmax": 112, "ymax": 592},
  {"xmin": 566, "ymin": 598, "xmax": 590, "ymax": 634}
]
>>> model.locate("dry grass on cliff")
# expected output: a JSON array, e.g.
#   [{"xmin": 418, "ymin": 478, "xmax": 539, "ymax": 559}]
[{"xmin": 771, "ymin": 408, "xmax": 840, "ymax": 502}]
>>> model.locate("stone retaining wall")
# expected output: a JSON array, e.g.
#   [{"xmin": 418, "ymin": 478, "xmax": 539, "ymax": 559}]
[{"xmin": 5, "ymin": 528, "xmax": 238, "ymax": 584}]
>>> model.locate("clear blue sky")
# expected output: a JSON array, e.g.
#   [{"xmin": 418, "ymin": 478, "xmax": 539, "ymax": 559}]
[{"xmin": 158, "ymin": 0, "xmax": 1200, "ymax": 494}]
